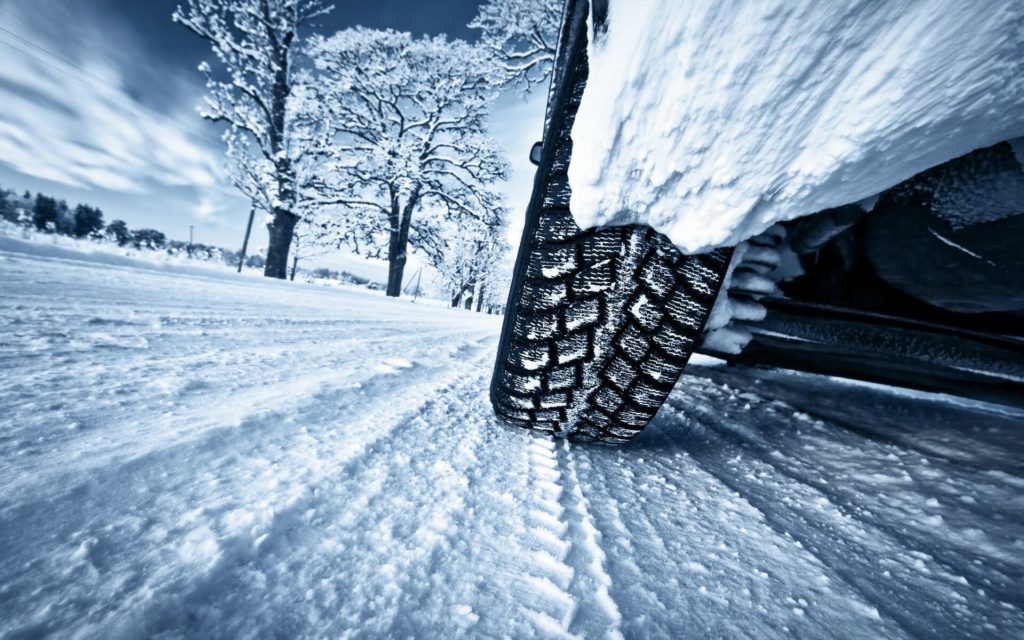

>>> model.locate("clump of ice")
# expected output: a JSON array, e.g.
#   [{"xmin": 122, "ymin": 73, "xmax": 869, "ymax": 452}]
[{"xmin": 569, "ymin": 0, "xmax": 1024, "ymax": 253}]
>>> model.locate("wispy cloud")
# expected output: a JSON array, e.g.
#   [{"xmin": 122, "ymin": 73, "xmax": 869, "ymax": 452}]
[
  {"xmin": 194, "ymin": 195, "xmax": 226, "ymax": 224},
  {"xmin": 0, "ymin": 0, "xmax": 225, "ymax": 195}
]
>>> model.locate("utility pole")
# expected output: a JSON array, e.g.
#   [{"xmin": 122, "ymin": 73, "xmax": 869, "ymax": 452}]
[
  {"xmin": 237, "ymin": 206, "xmax": 256, "ymax": 273},
  {"xmin": 402, "ymin": 267, "xmax": 423, "ymax": 301},
  {"xmin": 188, "ymin": 225, "xmax": 194, "ymax": 257}
]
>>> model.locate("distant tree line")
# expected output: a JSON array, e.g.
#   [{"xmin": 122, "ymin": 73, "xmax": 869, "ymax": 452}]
[
  {"xmin": 1, "ymin": 189, "xmax": 106, "ymax": 239},
  {"xmin": 0, "ymin": 183, "xmax": 266, "ymax": 269}
]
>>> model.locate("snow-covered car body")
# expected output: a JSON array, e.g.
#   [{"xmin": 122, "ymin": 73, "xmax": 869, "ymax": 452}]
[
  {"xmin": 491, "ymin": 0, "xmax": 1024, "ymax": 443},
  {"xmin": 568, "ymin": 0, "xmax": 1024, "ymax": 254}
]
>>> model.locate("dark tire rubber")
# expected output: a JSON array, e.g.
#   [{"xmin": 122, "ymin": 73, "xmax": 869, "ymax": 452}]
[{"xmin": 490, "ymin": 0, "xmax": 731, "ymax": 443}]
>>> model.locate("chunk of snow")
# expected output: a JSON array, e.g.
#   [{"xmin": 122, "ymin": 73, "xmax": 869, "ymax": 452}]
[{"xmin": 570, "ymin": 0, "xmax": 1024, "ymax": 253}]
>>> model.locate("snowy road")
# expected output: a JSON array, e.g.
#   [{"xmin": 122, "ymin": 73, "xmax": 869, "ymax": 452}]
[{"xmin": 1, "ymin": 244, "xmax": 1022, "ymax": 639}]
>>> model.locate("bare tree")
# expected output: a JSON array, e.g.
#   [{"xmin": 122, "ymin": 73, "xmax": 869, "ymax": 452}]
[
  {"xmin": 469, "ymin": 0, "xmax": 562, "ymax": 92},
  {"xmin": 173, "ymin": 0, "xmax": 332, "ymax": 279},
  {"xmin": 304, "ymin": 28, "xmax": 510, "ymax": 297}
]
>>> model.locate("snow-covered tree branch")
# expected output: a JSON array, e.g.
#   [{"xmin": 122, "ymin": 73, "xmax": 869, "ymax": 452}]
[
  {"xmin": 469, "ymin": 0, "xmax": 562, "ymax": 93},
  {"xmin": 173, "ymin": 0, "xmax": 332, "ymax": 279},
  {"xmin": 287, "ymin": 216, "xmax": 332, "ymax": 281},
  {"xmin": 223, "ymin": 127, "xmax": 273, "ymax": 214}
]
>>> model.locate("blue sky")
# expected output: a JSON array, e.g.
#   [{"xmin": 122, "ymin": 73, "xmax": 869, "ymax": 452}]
[{"xmin": 0, "ymin": 0, "xmax": 543, "ymax": 269}]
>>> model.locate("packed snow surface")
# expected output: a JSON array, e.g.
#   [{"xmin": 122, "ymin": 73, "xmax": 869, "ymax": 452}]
[
  {"xmin": 569, "ymin": 0, "xmax": 1024, "ymax": 253},
  {"xmin": 2, "ymin": 240, "xmax": 1024, "ymax": 638}
]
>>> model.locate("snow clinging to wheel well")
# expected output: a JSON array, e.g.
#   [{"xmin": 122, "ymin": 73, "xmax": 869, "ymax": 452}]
[{"xmin": 568, "ymin": 0, "xmax": 1024, "ymax": 253}]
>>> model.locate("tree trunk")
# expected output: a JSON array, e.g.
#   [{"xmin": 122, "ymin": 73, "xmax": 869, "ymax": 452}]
[
  {"xmin": 264, "ymin": 209, "xmax": 298, "ymax": 279},
  {"xmin": 290, "ymin": 253, "xmax": 299, "ymax": 281},
  {"xmin": 476, "ymin": 282, "xmax": 486, "ymax": 313},
  {"xmin": 463, "ymin": 279, "xmax": 475, "ymax": 310},
  {"xmin": 385, "ymin": 186, "xmax": 420, "ymax": 297},
  {"xmin": 452, "ymin": 290, "xmax": 462, "ymax": 308},
  {"xmin": 262, "ymin": 15, "xmax": 298, "ymax": 281},
  {"xmin": 386, "ymin": 251, "xmax": 405, "ymax": 297}
]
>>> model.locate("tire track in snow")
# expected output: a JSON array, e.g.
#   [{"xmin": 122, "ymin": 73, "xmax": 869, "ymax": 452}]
[
  {"xmin": 515, "ymin": 435, "xmax": 623, "ymax": 639},
  {"xmin": 0, "ymin": 325, "xmax": 495, "ymax": 498},
  {"xmin": 555, "ymin": 439, "xmax": 624, "ymax": 639},
  {"xmin": 374, "ymin": 378, "xmax": 575, "ymax": 639},
  {"xmin": 576, "ymin": 397, "xmax": 908, "ymax": 638},
  {"xmin": 120, "ymin": 346, "xmax": 499, "ymax": 638},
  {"xmin": 361, "ymin": 392, "xmax": 580, "ymax": 639},
  {"xmin": 704, "ymin": 405, "xmax": 1024, "ymax": 611},
  {"xmin": 519, "ymin": 435, "xmax": 578, "ymax": 638},
  {"xmin": 0, "ymin": 338, "xmax": 496, "ymax": 638},
  {"xmin": 662, "ymin": 375, "xmax": 1024, "ymax": 639},
  {"xmin": 572, "ymin": 448, "xmax": 693, "ymax": 639},
  {"xmin": 568, "ymin": 449, "xmax": 672, "ymax": 638}
]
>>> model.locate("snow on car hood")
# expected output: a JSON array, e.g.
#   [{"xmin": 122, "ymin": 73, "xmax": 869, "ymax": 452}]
[{"xmin": 567, "ymin": 0, "xmax": 1024, "ymax": 254}]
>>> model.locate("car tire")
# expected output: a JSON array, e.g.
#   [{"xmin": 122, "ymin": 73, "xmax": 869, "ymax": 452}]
[{"xmin": 489, "ymin": 0, "xmax": 731, "ymax": 443}]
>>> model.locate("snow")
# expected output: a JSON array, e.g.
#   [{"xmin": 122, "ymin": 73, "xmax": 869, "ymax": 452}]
[
  {"xmin": 926, "ymin": 228, "xmax": 996, "ymax": 266},
  {"xmin": 569, "ymin": 0, "xmax": 1024, "ymax": 253},
  {"xmin": 2, "ymin": 240, "xmax": 1023, "ymax": 637},
  {"xmin": 703, "ymin": 225, "xmax": 785, "ymax": 354}
]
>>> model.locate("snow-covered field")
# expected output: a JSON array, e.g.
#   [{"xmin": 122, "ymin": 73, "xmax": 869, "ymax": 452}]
[{"xmin": 1, "ymin": 241, "xmax": 1022, "ymax": 638}]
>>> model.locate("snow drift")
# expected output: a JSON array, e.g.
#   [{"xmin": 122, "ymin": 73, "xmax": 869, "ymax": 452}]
[{"xmin": 568, "ymin": 0, "xmax": 1024, "ymax": 253}]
